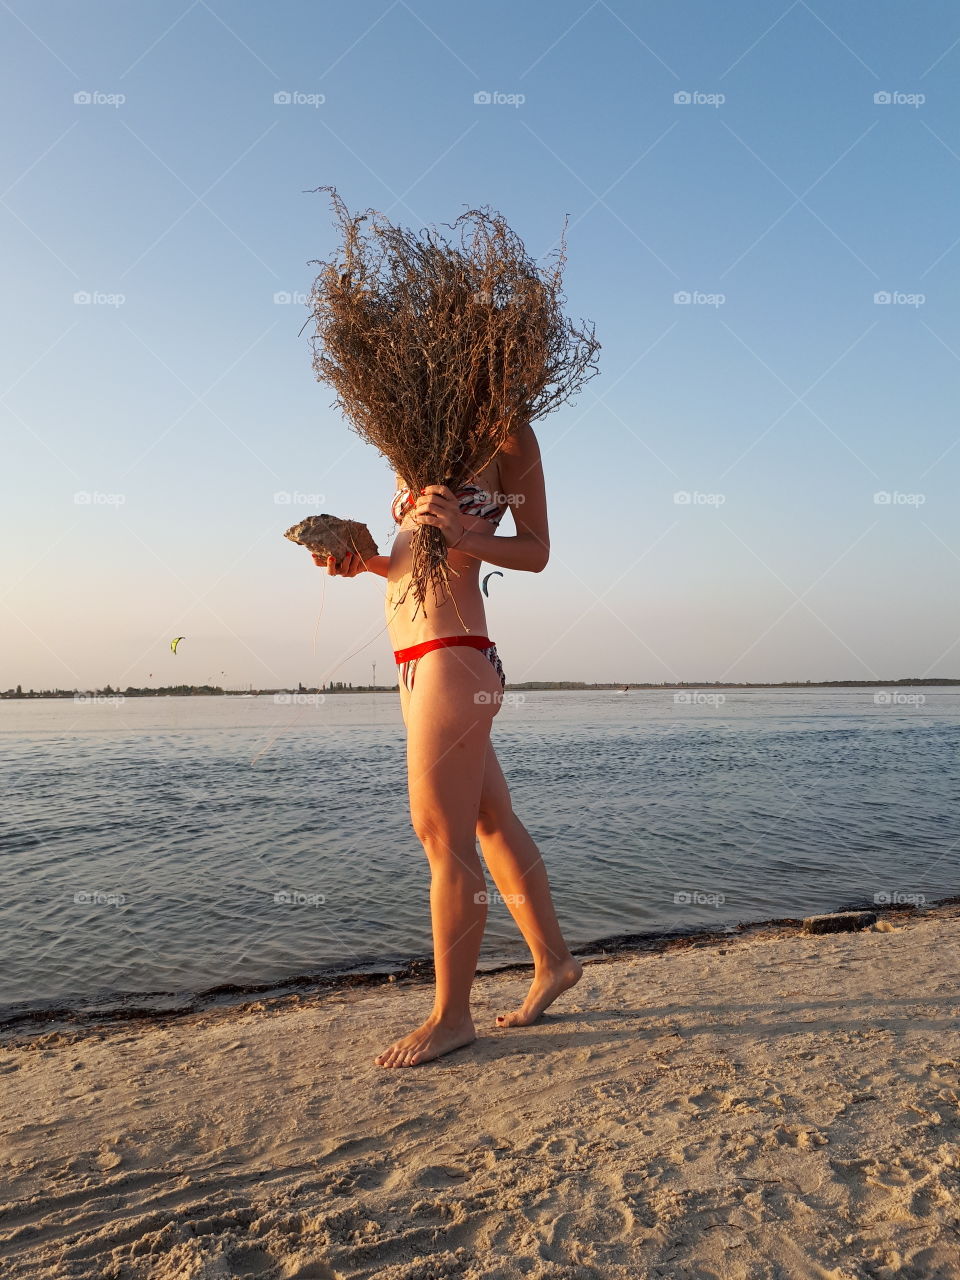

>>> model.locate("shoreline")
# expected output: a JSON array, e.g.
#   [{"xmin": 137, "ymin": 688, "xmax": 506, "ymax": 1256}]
[
  {"xmin": 2, "ymin": 899, "xmax": 959, "ymax": 1277},
  {"xmin": 4, "ymin": 680, "xmax": 960, "ymax": 700},
  {"xmin": 3, "ymin": 892, "xmax": 957, "ymax": 1045}
]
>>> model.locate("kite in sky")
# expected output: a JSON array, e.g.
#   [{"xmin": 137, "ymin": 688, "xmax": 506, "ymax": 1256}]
[
  {"xmin": 170, "ymin": 636, "xmax": 185, "ymax": 655},
  {"xmin": 481, "ymin": 571, "xmax": 503, "ymax": 598}
]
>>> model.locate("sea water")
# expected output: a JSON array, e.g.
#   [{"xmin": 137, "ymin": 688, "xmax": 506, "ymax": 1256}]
[{"xmin": 1, "ymin": 688, "xmax": 957, "ymax": 1016}]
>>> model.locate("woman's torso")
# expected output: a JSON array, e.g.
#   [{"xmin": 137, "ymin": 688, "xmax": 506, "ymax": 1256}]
[{"xmin": 385, "ymin": 460, "xmax": 507, "ymax": 648}]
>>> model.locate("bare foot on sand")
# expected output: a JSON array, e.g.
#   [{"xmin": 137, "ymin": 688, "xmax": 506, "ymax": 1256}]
[
  {"xmin": 496, "ymin": 958, "xmax": 583, "ymax": 1027},
  {"xmin": 375, "ymin": 1014, "xmax": 476, "ymax": 1068}
]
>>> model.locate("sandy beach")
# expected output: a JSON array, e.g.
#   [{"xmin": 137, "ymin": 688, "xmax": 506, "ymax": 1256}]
[{"xmin": 2, "ymin": 904, "xmax": 959, "ymax": 1279}]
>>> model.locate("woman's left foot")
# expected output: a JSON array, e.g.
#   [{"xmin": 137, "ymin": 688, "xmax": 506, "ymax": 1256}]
[
  {"xmin": 495, "ymin": 957, "xmax": 583, "ymax": 1027},
  {"xmin": 375, "ymin": 1014, "xmax": 476, "ymax": 1068}
]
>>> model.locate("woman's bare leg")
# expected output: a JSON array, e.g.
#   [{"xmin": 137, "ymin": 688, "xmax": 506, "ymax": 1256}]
[
  {"xmin": 375, "ymin": 648, "xmax": 500, "ymax": 1068},
  {"xmin": 476, "ymin": 742, "xmax": 582, "ymax": 1026}
]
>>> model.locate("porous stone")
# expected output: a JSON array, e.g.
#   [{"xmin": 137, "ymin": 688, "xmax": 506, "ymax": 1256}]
[{"xmin": 284, "ymin": 515, "xmax": 379, "ymax": 564}]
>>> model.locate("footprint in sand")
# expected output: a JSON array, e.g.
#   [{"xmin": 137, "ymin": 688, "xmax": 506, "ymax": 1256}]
[
  {"xmin": 760, "ymin": 1123, "xmax": 829, "ymax": 1151},
  {"xmin": 408, "ymin": 1163, "xmax": 473, "ymax": 1189}
]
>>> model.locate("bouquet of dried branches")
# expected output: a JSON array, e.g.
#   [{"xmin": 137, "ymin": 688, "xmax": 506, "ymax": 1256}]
[{"xmin": 302, "ymin": 186, "xmax": 600, "ymax": 615}]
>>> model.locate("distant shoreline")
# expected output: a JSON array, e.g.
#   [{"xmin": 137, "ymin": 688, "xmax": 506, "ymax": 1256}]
[{"xmin": 2, "ymin": 678, "xmax": 958, "ymax": 700}]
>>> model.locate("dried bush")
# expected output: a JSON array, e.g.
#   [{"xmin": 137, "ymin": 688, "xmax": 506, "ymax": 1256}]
[{"xmin": 302, "ymin": 186, "xmax": 600, "ymax": 615}]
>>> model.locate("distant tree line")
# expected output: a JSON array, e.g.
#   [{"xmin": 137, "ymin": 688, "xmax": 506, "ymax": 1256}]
[{"xmin": 2, "ymin": 677, "xmax": 958, "ymax": 700}]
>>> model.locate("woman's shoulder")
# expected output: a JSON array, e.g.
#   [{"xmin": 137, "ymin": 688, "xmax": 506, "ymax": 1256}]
[{"xmin": 498, "ymin": 421, "xmax": 540, "ymax": 460}]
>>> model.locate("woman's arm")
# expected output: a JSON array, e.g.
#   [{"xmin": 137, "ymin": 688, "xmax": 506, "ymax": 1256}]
[
  {"xmin": 414, "ymin": 424, "xmax": 550, "ymax": 573},
  {"xmin": 360, "ymin": 554, "xmax": 390, "ymax": 578},
  {"xmin": 313, "ymin": 552, "xmax": 390, "ymax": 578},
  {"xmin": 450, "ymin": 526, "xmax": 547, "ymax": 572}
]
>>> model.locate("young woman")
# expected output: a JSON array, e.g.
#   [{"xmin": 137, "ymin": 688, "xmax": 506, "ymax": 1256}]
[{"xmin": 315, "ymin": 423, "xmax": 581, "ymax": 1067}]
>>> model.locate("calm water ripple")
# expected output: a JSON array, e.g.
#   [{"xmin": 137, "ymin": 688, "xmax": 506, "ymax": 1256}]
[{"xmin": 1, "ymin": 689, "xmax": 958, "ymax": 1016}]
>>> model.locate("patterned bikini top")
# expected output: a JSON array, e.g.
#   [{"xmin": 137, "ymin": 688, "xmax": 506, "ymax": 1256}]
[{"xmin": 391, "ymin": 482, "xmax": 506, "ymax": 527}]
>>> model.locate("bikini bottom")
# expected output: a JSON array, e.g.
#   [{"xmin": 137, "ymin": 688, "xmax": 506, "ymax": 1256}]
[{"xmin": 393, "ymin": 635, "xmax": 506, "ymax": 694}]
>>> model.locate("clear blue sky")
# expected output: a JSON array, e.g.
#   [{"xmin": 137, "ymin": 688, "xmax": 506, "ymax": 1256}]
[{"xmin": 2, "ymin": 1, "xmax": 958, "ymax": 689}]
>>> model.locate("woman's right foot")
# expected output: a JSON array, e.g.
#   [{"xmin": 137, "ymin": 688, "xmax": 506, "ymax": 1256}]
[
  {"xmin": 495, "ymin": 957, "xmax": 583, "ymax": 1027},
  {"xmin": 375, "ymin": 1013, "xmax": 476, "ymax": 1068}
]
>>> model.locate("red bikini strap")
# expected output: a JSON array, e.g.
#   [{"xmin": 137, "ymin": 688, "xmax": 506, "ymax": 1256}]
[{"xmin": 393, "ymin": 635, "xmax": 493, "ymax": 663}]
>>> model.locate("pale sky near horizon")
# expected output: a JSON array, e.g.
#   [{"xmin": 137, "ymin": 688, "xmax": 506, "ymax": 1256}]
[{"xmin": 1, "ymin": 1, "xmax": 958, "ymax": 690}]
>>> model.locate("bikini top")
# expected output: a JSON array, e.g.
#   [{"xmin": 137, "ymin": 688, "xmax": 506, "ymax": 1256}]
[{"xmin": 391, "ymin": 482, "xmax": 506, "ymax": 528}]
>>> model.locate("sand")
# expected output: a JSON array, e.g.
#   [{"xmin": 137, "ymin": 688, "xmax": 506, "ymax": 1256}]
[{"xmin": 1, "ymin": 905, "xmax": 959, "ymax": 1279}]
